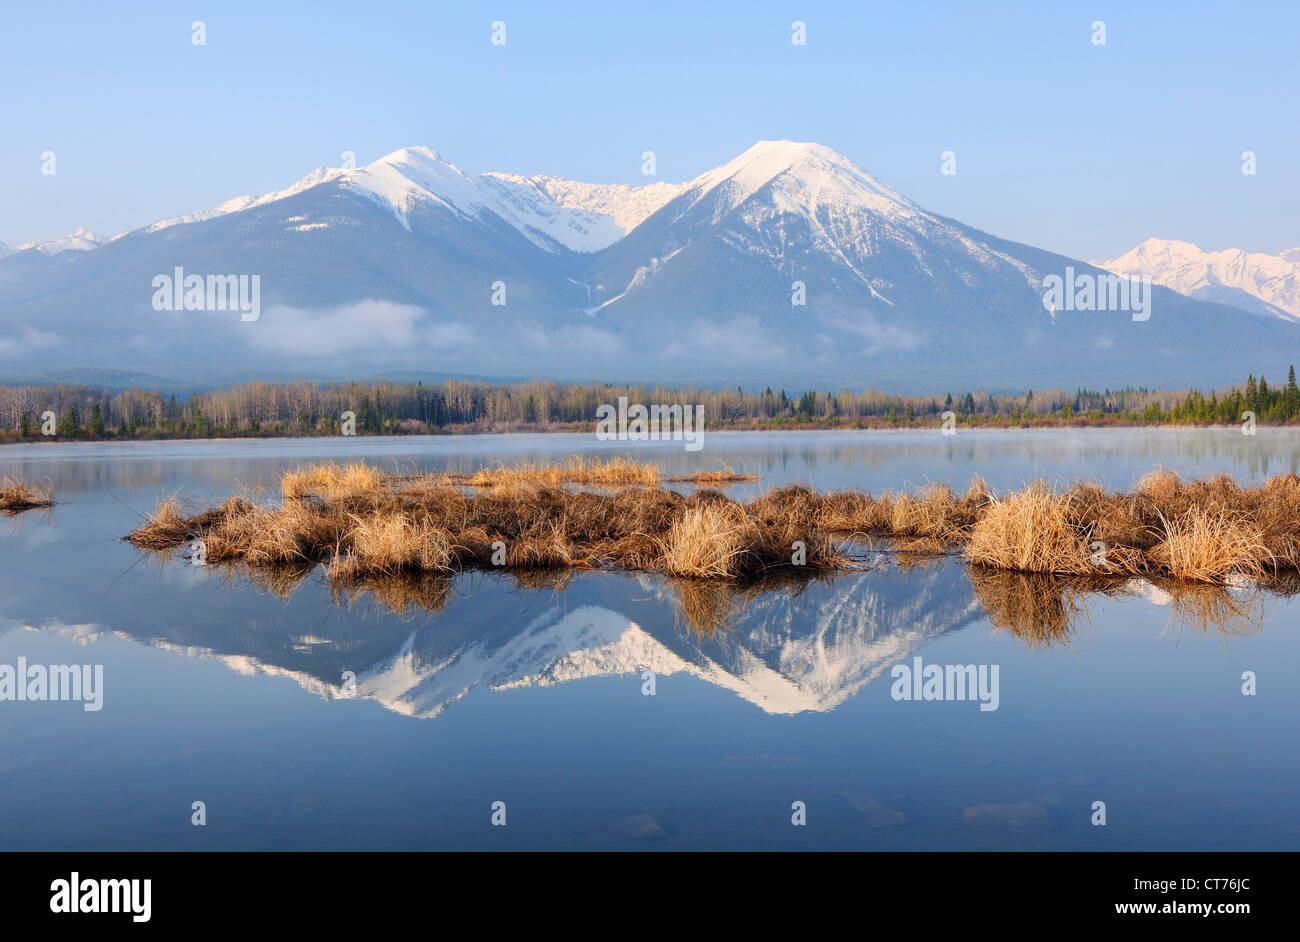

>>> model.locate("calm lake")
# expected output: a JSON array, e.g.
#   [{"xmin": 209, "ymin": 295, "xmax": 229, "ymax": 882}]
[{"xmin": 1, "ymin": 428, "xmax": 1297, "ymax": 850}]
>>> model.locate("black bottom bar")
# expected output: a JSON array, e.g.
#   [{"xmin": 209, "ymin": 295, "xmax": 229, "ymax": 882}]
[{"xmin": 5, "ymin": 851, "xmax": 1283, "ymax": 928}]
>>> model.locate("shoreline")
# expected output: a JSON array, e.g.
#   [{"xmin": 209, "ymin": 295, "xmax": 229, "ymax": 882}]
[{"xmin": 2, "ymin": 420, "xmax": 1296, "ymax": 449}]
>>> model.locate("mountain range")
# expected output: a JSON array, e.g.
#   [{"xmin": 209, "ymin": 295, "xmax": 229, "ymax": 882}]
[
  {"xmin": 1097, "ymin": 238, "xmax": 1300, "ymax": 323},
  {"xmin": 1, "ymin": 141, "xmax": 1295, "ymax": 391}
]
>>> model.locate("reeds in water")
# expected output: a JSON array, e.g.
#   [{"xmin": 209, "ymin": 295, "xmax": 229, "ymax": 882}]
[
  {"xmin": 128, "ymin": 458, "xmax": 844, "ymax": 583},
  {"xmin": 0, "ymin": 477, "xmax": 54, "ymax": 513},
  {"xmin": 125, "ymin": 460, "xmax": 1300, "ymax": 587}
]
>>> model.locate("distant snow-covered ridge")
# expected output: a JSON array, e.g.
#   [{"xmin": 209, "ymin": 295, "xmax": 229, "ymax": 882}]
[
  {"xmin": 17, "ymin": 226, "xmax": 107, "ymax": 256},
  {"xmin": 17, "ymin": 147, "xmax": 689, "ymax": 257},
  {"xmin": 1097, "ymin": 238, "xmax": 1300, "ymax": 322}
]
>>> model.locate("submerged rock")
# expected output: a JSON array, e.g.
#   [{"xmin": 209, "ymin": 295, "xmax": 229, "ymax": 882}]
[
  {"xmin": 961, "ymin": 802, "xmax": 1049, "ymax": 832},
  {"xmin": 839, "ymin": 791, "xmax": 910, "ymax": 827},
  {"xmin": 607, "ymin": 814, "xmax": 666, "ymax": 840}
]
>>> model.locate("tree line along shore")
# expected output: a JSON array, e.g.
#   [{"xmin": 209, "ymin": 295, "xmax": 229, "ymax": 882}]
[{"xmin": 1, "ymin": 368, "xmax": 1299, "ymax": 442}]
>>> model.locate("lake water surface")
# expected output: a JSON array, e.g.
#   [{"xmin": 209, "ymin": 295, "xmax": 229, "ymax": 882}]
[{"xmin": 1, "ymin": 429, "xmax": 1297, "ymax": 850}]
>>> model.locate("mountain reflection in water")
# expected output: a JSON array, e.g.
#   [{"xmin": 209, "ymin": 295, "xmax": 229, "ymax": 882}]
[{"xmin": 25, "ymin": 549, "xmax": 1272, "ymax": 721}]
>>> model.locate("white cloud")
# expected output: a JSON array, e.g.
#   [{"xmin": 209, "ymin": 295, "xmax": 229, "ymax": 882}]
[
  {"xmin": 661, "ymin": 316, "xmax": 785, "ymax": 363},
  {"xmin": 520, "ymin": 323, "xmax": 623, "ymax": 356},
  {"xmin": 819, "ymin": 311, "xmax": 921, "ymax": 353},
  {"xmin": 246, "ymin": 300, "xmax": 471, "ymax": 355},
  {"xmin": 0, "ymin": 327, "xmax": 61, "ymax": 356}
]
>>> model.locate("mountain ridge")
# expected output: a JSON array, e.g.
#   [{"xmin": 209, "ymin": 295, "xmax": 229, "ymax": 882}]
[
  {"xmin": 1, "ymin": 141, "xmax": 1294, "ymax": 392},
  {"xmin": 1097, "ymin": 238, "xmax": 1300, "ymax": 322}
]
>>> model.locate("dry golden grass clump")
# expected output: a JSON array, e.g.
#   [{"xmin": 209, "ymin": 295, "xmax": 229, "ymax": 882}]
[
  {"xmin": 340, "ymin": 511, "xmax": 454, "ymax": 575},
  {"xmin": 667, "ymin": 468, "xmax": 760, "ymax": 485},
  {"xmin": 962, "ymin": 470, "xmax": 1300, "ymax": 583},
  {"xmin": 814, "ymin": 477, "xmax": 990, "ymax": 542},
  {"xmin": 127, "ymin": 495, "xmax": 191, "ymax": 548},
  {"xmin": 0, "ymin": 477, "xmax": 54, "ymax": 513},
  {"xmin": 283, "ymin": 461, "xmax": 386, "ymax": 499},
  {"xmin": 659, "ymin": 503, "xmax": 758, "ymax": 579},
  {"xmin": 437, "ymin": 456, "xmax": 663, "ymax": 490},
  {"xmin": 128, "ymin": 458, "xmax": 839, "ymax": 584},
  {"xmin": 966, "ymin": 483, "xmax": 1096, "ymax": 574},
  {"xmin": 124, "ymin": 460, "xmax": 1300, "ymax": 587},
  {"xmin": 1147, "ymin": 507, "xmax": 1270, "ymax": 583},
  {"xmin": 817, "ymin": 489, "xmax": 874, "ymax": 532},
  {"xmin": 426, "ymin": 457, "xmax": 759, "ymax": 490}
]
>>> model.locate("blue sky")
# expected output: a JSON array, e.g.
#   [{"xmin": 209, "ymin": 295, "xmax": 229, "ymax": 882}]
[{"xmin": 2, "ymin": 0, "xmax": 1295, "ymax": 260}]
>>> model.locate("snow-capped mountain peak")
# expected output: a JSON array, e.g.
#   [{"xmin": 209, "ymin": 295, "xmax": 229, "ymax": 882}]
[
  {"xmin": 345, "ymin": 147, "xmax": 684, "ymax": 252},
  {"xmin": 1098, "ymin": 237, "xmax": 1300, "ymax": 321},
  {"xmin": 340, "ymin": 146, "xmax": 486, "ymax": 234},
  {"xmin": 18, "ymin": 226, "xmax": 105, "ymax": 255},
  {"xmin": 683, "ymin": 139, "xmax": 917, "ymax": 218}
]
